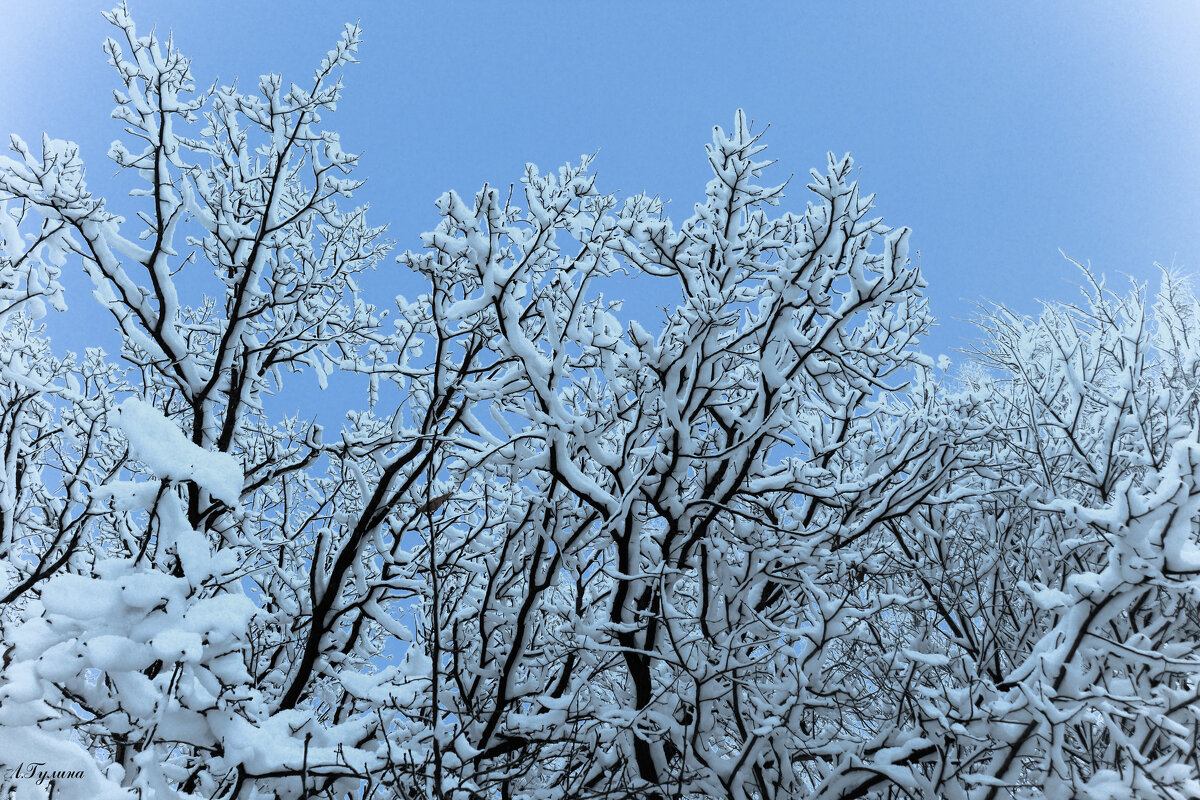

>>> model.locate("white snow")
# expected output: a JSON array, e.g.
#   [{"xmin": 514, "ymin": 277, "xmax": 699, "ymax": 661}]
[{"xmin": 117, "ymin": 398, "xmax": 243, "ymax": 505}]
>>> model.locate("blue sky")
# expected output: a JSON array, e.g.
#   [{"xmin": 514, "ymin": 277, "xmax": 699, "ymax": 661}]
[{"xmin": 4, "ymin": 1, "xmax": 1200, "ymax": 364}]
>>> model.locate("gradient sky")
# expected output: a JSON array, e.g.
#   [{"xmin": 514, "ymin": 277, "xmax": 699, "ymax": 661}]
[{"xmin": 4, "ymin": 1, "xmax": 1200, "ymax": 367}]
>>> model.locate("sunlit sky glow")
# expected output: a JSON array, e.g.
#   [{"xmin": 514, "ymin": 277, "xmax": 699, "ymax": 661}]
[{"xmin": 3, "ymin": 1, "xmax": 1200, "ymax": 365}]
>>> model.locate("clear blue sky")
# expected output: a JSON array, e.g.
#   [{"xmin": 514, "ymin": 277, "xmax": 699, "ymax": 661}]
[{"xmin": 4, "ymin": 1, "xmax": 1200, "ymax": 363}]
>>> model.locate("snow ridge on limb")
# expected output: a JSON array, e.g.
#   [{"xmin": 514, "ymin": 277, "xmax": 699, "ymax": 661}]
[{"xmin": 117, "ymin": 398, "xmax": 242, "ymax": 506}]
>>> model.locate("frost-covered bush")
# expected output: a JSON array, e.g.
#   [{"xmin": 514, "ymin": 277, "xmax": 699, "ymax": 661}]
[{"xmin": 1, "ymin": 5, "xmax": 1197, "ymax": 800}]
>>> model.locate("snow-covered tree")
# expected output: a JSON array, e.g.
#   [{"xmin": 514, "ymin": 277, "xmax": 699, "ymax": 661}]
[
  {"xmin": 1, "ymin": 6, "xmax": 1197, "ymax": 800},
  {"xmin": 916, "ymin": 272, "xmax": 1200, "ymax": 800}
]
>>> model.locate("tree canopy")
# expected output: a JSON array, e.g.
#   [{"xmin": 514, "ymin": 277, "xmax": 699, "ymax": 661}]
[{"xmin": 1, "ymin": 7, "xmax": 1198, "ymax": 800}]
